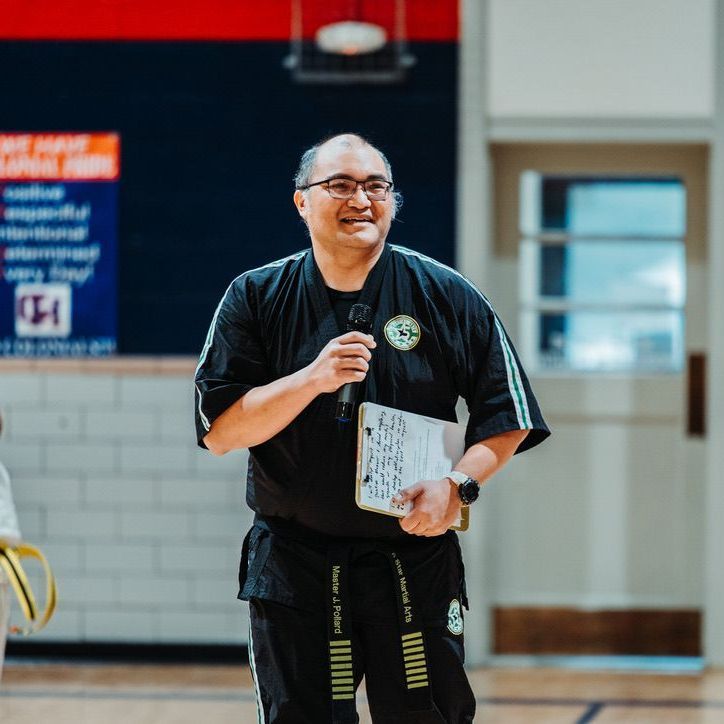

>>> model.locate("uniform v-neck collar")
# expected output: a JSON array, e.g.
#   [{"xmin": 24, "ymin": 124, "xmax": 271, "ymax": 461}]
[{"xmin": 304, "ymin": 244, "xmax": 392, "ymax": 339}]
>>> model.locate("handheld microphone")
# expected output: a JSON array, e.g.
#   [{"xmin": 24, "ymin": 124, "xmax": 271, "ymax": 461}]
[{"xmin": 335, "ymin": 303, "xmax": 373, "ymax": 423}]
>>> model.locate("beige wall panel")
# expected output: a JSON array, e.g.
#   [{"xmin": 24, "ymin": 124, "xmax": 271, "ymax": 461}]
[{"xmin": 488, "ymin": 0, "xmax": 713, "ymax": 117}]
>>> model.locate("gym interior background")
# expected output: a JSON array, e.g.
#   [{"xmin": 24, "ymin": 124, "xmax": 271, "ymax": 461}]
[{"xmin": 2, "ymin": 0, "xmax": 724, "ymax": 713}]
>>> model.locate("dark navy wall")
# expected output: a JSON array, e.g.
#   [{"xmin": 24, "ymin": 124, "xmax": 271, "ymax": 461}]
[{"xmin": 2, "ymin": 41, "xmax": 457, "ymax": 353}]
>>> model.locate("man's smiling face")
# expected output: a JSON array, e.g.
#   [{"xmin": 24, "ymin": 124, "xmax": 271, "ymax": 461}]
[{"xmin": 294, "ymin": 137, "xmax": 394, "ymax": 254}]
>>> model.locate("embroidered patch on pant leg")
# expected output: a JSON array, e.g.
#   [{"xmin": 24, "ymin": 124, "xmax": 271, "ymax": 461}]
[{"xmin": 447, "ymin": 598, "xmax": 463, "ymax": 635}]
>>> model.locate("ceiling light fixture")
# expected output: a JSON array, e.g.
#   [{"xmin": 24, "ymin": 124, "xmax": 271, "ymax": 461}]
[{"xmin": 315, "ymin": 20, "xmax": 387, "ymax": 55}]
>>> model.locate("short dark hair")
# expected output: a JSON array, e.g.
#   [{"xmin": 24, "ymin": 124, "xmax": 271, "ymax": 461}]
[{"xmin": 294, "ymin": 133, "xmax": 403, "ymax": 218}]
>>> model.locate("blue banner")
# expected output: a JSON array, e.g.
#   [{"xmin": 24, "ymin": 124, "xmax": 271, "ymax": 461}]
[{"xmin": 0, "ymin": 133, "xmax": 119, "ymax": 357}]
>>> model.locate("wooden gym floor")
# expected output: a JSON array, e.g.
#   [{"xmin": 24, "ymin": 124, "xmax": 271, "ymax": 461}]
[{"xmin": 1, "ymin": 662, "xmax": 724, "ymax": 723}]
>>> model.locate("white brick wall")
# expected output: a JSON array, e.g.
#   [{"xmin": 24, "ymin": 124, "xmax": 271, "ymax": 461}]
[
  {"xmin": 46, "ymin": 442, "xmax": 117, "ymax": 473},
  {"xmin": 46, "ymin": 375, "xmax": 117, "ymax": 405},
  {"xmin": 85, "ymin": 410, "xmax": 156, "ymax": 439},
  {"xmin": 0, "ymin": 367, "xmax": 252, "ymax": 646},
  {"xmin": 10, "ymin": 409, "xmax": 82, "ymax": 439},
  {"xmin": 0, "ymin": 374, "xmax": 43, "ymax": 403},
  {"xmin": 86, "ymin": 608, "xmax": 156, "ymax": 640},
  {"xmin": 2, "ymin": 441, "xmax": 45, "ymax": 474}
]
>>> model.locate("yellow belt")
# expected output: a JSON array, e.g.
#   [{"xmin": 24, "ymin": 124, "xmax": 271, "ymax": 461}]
[{"xmin": 0, "ymin": 541, "xmax": 57, "ymax": 635}]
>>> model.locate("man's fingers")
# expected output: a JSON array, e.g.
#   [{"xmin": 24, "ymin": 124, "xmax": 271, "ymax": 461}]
[
  {"xmin": 392, "ymin": 482, "xmax": 423, "ymax": 505},
  {"xmin": 399, "ymin": 510, "xmax": 422, "ymax": 533},
  {"xmin": 335, "ymin": 343, "xmax": 373, "ymax": 361},
  {"xmin": 334, "ymin": 356, "xmax": 369, "ymax": 374},
  {"xmin": 337, "ymin": 331, "xmax": 376, "ymax": 348},
  {"xmin": 401, "ymin": 515, "xmax": 447, "ymax": 537},
  {"xmin": 331, "ymin": 349, "xmax": 370, "ymax": 383}
]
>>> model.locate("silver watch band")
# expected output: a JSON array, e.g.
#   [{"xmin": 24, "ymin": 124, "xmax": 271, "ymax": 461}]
[{"xmin": 446, "ymin": 470, "xmax": 469, "ymax": 487}]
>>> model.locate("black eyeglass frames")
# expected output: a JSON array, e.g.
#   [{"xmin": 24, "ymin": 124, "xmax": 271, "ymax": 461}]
[{"xmin": 297, "ymin": 177, "xmax": 393, "ymax": 201}]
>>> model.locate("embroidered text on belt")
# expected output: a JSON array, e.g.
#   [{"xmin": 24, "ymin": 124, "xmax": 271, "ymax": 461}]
[{"xmin": 326, "ymin": 545, "xmax": 434, "ymax": 723}]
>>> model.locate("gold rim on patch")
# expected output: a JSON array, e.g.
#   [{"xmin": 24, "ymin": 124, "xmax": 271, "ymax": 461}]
[{"xmin": 383, "ymin": 315, "xmax": 421, "ymax": 351}]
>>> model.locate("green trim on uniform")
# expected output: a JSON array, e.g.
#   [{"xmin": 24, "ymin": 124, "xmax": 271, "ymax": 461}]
[
  {"xmin": 494, "ymin": 317, "xmax": 530, "ymax": 427},
  {"xmin": 248, "ymin": 619, "xmax": 266, "ymax": 724}
]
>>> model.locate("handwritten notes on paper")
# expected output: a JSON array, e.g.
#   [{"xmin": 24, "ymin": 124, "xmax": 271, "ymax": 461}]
[
  {"xmin": 356, "ymin": 402, "xmax": 467, "ymax": 528},
  {"xmin": 365, "ymin": 407, "xmax": 408, "ymax": 514}
]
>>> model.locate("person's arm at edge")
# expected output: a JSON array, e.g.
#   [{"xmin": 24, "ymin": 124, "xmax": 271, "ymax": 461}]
[{"xmin": 392, "ymin": 428, "xmax": 529, "ymax": 536}]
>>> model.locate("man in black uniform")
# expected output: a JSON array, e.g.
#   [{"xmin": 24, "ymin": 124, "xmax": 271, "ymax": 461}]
[{"xmin": 195, "ymin": 133, "xmax": 549, "ymax": 723}]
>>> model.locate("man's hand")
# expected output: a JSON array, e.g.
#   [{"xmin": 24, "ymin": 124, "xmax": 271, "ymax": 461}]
[
  {"xmin": 392, "ymin": 478, "xmax": 462, "ymax": 537},
  {"xmin": 204, "ymin": 331, "xmax": 376, "ymax": 454},
  {"xmin": 305, "ymin": 331, "xmax": 377, "ymax": 394}
]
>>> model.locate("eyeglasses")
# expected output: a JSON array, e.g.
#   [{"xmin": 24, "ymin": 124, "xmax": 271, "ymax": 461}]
[{"xmin": 298, "ymin": 176, "xmax": 393, "ymax": 201}]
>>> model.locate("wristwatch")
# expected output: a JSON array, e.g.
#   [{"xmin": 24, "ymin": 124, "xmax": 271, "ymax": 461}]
[{"xmin": 446, "ymin": 471, "xmax": 480, "ymax": 506}]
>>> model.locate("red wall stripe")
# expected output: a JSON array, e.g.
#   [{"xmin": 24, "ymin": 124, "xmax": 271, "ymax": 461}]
[{"xmin": 0, "ymin": 1, "xmax": 458, "ymax": 41}]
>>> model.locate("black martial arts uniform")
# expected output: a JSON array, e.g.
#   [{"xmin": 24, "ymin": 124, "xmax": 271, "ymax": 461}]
[{"xmin": 195, "ymin": 243, "xmax": 549, "ymax": 723}]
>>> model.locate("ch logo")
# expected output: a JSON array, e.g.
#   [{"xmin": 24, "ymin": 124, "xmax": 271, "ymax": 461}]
[
  {"xmin": 19, "ymin": 294, "xmax": 60, "ymax": 325},
  {"xmin": 15, "ymin": 284, "xmax": 71, "ymax": 337}
]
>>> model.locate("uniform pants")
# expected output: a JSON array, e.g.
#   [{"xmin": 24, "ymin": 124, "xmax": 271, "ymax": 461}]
[{"xmin": 243, "ymin": 532, "xmax": 475, "ymax": 724}]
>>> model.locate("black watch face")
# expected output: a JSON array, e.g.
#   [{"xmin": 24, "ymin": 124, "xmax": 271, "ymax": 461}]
[{"xmin": 459, "ymin": 479, "xmax": 480, "ymax": 505}]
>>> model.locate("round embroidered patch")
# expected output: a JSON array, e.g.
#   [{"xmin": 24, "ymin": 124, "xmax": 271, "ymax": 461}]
[
  {"xmin": 447, "ymin": 599, "xmax": 463, "ymax": 635},
  {"xmin": 384, "ymin": 315, "xmax": 421, "ymax": 351}
]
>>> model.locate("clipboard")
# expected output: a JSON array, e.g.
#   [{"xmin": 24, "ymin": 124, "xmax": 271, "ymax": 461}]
[{"xmin": 355, "ymin": 402, "xmax": 470, "ymax": 531}]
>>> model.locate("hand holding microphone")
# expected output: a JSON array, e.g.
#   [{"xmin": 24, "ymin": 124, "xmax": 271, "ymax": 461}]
[{"xmin": 304, "ymin": 304, "xmax": 375, "ymax": 422}]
